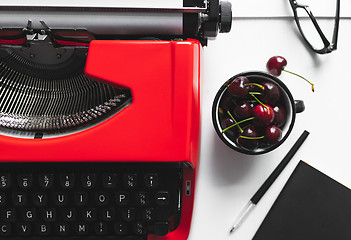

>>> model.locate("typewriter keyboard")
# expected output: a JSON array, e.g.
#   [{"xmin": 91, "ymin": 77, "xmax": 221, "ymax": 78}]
[{"xmin": 0, "ymin": 162, "xmax": 185, "ymax": 239}]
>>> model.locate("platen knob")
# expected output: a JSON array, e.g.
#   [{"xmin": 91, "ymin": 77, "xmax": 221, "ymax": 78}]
[{"xmin": 219, "ymin": 1, "xmax": 232, "ymax": 33}]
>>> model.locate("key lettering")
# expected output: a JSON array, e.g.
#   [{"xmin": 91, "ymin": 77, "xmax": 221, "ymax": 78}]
[
  {"xmin": 66, "ymin": 210, "xmax": 73, "ymax": 219},
  {"xmin": 40, "ymin": 225, "xmax": 47, "ymax": 233},
  {"xmin": 78, "ymin": 224, "xmax": 86, "ymax": 232},
  {"xmin": 22, "ymin": 178, "xmax": 28, "ymax": 187},
  {"xmin": 46, "ymin": 210, "xmax": 53, "ymax": 219},
  {"xmin": 1, "ymin": 176, "xmax": 7, "ymax": 187},
  {"xmin": 58, "ymin": 194, "xmax": 65, "ymax": 203},
  {"xmin": 26, "ymin": 210, "xmax": 33, "ymax": 219},
  {"xmin": 106, "ymin": 210, "xmax": 111, "ymax": 219},
  {"xmin": 44, "ymin": 176, "xmax": 49, "ymax": 187},
  {"xmin": 6, "ymin": 210, "xmax": 11, "ymax": 219}
]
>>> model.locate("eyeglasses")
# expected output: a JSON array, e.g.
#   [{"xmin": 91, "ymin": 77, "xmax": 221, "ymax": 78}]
[{"xmin": 289, "ymin": 0, "xmax": 340, "ymax": 54}]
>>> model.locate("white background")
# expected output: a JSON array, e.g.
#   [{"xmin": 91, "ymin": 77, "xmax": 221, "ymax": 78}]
[
  {"xmin": 2, "ymin": 1, "xmax": 351, "ymax": 239},
  {"xmin": 190, "ymin": 0, "xmax": 351, "ymax": 240}
]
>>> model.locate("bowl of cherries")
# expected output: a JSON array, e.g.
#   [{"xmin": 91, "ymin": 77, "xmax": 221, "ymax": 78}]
[{"xmin": 212, "ymin": 71, "xmax": 305, "ymax": 155}]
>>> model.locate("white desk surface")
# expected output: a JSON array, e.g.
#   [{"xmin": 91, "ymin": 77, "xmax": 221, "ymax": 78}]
[
  {"xmin": 1, "ymin": 1, "xmax": 350, "ymax": 239},
  {"xmin": 190, "ymin": 1, "xmax": 351, "ymax": 240}
]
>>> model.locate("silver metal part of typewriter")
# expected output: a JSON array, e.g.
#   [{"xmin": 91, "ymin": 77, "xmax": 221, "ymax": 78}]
[{"xmin": 0, "ymin": 0, "xmax": 232, "ymax": 138}]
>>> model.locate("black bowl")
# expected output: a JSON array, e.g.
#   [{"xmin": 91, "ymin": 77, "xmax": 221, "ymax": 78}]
[{"xmin": 212, "ymin": 71, "xmax": 303, "ymax": 155}]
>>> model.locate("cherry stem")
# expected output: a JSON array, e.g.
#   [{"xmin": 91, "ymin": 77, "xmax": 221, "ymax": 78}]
[
  {"xmin": 239, "ymin": 135, "xmax": 265, "ymax": 140},
  {"xmin": 227, "ymin": 111, "xmax": 243, "ymax": 133},
  {"xmin": 283, "ymin": 69, "xmax": 315, "ymax": 92},
  {"xmin": 250, "ymin": 93, "xmax": 270, "ymax": 114},
  {"xmin": 248, "ymin": 92, "xmax": 262, "ymax": 95},
  {"xmin": 245, "ymin": 83, "xmax": 265, "ymax": 90},
  {"xmin": 222, "ymin": 117, "xmax": 255, "ymax": 133}
]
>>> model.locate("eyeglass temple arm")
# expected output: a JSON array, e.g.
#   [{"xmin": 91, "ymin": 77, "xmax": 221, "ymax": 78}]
[{"xmin": 332, "ymin": 0, "xmax": 340, "ymax": 50}]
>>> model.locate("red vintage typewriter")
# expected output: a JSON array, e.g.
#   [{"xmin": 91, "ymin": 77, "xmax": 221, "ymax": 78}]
[{"xmin": 0, "ymin": 1, "xmax": 231, "ymax": 239}]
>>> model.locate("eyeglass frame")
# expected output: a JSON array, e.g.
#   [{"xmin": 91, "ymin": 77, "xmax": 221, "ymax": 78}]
[{"xmin": 289, "ymin": 0, "xmax": 340, "ymax": 54}]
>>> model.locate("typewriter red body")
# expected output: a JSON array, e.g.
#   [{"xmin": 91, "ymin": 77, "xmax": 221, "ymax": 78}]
[{"xmin": 0, "ymin": 39, "xmax": 201, "ymax": 240}]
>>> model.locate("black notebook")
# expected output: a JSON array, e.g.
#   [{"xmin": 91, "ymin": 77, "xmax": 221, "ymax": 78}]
[{"xmin": 253, "ymin": 160, "xmax": 351, "ymax": 240}]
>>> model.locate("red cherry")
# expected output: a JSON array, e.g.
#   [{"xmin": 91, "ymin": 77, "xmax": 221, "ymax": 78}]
[
  {"xmin": 221, "ymin": 118, "xmax": 238, "ymax": 141},
  {"xmin": 237, "ymin": 125, "xmax": 259, "ymax": 150},
  {"xmin": 260, "ymin": 81, "xmax": 281, "ymax": 105},
  {"xmin": 253, "ymin": 104, "xmax": 275, "ymax": 126},
  {"xmin": 266, "ymin": 56, "xmax": 315, "ymax": 92},
  {"xmin": 273, "ymin": 104, "xmax": 287, "ymax": 127},
  {"xmin": 266, "ymin": 56, "xmax": 287, "ymax": 76},
  {"xmin": 265, "ymin": 125, "xmax": 282, "ymax": 144},
  {"xmin": 228, "ymin": 76, "xmax": 250, "ymax": 98},
  {"xmin": 219, "ymin": 92, "xmax": 235, "ymax": 113},
  {"xmin": 233, "ymin": 101, "xmax": 253, "ymax": 120},
  {"xmin": 221, "ymin": 117, "xmax": 234, "ymax": 129}
]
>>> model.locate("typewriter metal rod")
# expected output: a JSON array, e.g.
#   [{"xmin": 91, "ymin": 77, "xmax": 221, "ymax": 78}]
[
  {"xmin": 0, "ymin": 1, "xmax": 232, "ymax": 44},
  {"xmin": 0, "ymin": 5, "xmax": 208, "ymax": 13},
  {"xmin": 0, "ymin": 11, "xmax": 184, "ymax": 36}
]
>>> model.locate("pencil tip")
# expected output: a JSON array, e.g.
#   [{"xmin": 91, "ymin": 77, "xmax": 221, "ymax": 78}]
[{"xmin": 229, "ymin": 227, "xmax": 235, "ymax": 234}]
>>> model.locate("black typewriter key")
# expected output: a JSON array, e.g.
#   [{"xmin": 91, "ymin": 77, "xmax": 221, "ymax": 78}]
[
  {"xmin": 75, "ymin": 222, "xmax": 89, "ymax": 236},
  {"xmin": 36, "ymin": 222, "xmax": 51, "ymax": 236},
  {"xmin": 95, "ymin": 222, "xmax": 108, "ymax": 235},
  {"xmin": 33, "ymin": 193, "xmax": 48, "ymax": 206},
  {"xmin": 0, "ymin": 192, "xmax": 6, "ymax": 206},
  {"xmin": 1, "ymin": 209, "xmax": 16, "ymax": 222},
  {"xmin": 17, "ymin": 222, "xmax": 32, "ymax": 236},
  {"xmin": 38, "ymin": 174, "xmax": 54, "ymax": 188},
  {"xmin": 59, "ymin": 174, "xmax": 75, "ymax": 188},
  {"xmin": 42, "ymin": 208, "xmax": 56, "ymax": 222},
  {"xmin": 153, "ymin": 222, "xmax": 170, "ymax": 236},
  {"xmin": 142, "ymin": 208, "xmax": 154, "ymax": 222},
  {"xmin": 136, "ymin": 192, "xmax": 149, "ymax": 206},
  {"xmin": 17, "ymin": 174, "xmax": 33, "ymax": 189},
  {"xmin": 81, "ymin": 174, "xmax": 97, "ymax": 188},
  {"xmin": 122, "ymin": 208, "xmax": 135, "ymax": 221},
  {"xmin": 133, "ymin": 222, "xmax": 146, "ymax": 235},
  {"xmin": 75, "ymin": 192, "xmax": 88, "ymax": 205},
  {"xmin": 155, "ymin": 191, "xmax": 170, "ymax": 205},
  {"xmin": 13, "ymin": 192, "xmax": 27, "ymax": 206},
  {"xmin": 83, "ymin": 208, "xmax": 96, "ymax": 221},
  {"xmin": 103, "ymin": 173, "xmax": 117, "ymax": 188},
  {"xmin": 114, "ymin": 221, "xmax": 127, "ymax": 235},
  {"xmin": 116, "ymin": 192, "xmax": 129, "ymax": 205},
  {"xmin": 124, "ymin": 174, "xmax": 137, "ymax": 188},
  {"xmin": 0, "ymin": 223, "xmax": 11, "ymax": 236},
  {"xmin": 101, "ymin": 208, "xmax": 115, "ymax": 221},
  {"xmin": 0, "ymin": 174, "xmax": 11, "ymax": 189},
  {"xmin": 95, "ymin": 192, "xmax": 109, "ymax": 206},
  {"xmin": 55, "ymin": 222, "xmax": 70, "ymax": 236},
  {"xmin": 21, "ymin": 208, "xmax": 36, "ymax": 221},
  {"xmin": 61, "ymin": 208, "xmax": 77, "ymax": 221},
  {"xmin": 145, "ymin": 173, "xmax": 159, "ymax": 188},
  {"xmin": 54, "ymin": 192, "xmax": 68, "ymax": 206}
]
